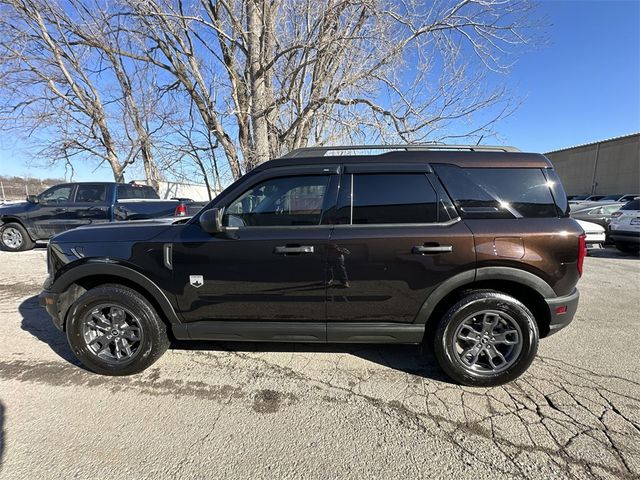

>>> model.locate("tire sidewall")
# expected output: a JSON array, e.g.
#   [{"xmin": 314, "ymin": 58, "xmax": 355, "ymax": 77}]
[
  {"xmin": 435, "ymin": 293, "xmax": 539, "ymax": 387},
  {"xmin": 66, "ymin": 287, "xmax": 161, "ymax": 375},
  {"xmin": 0, "ymin": 223, "xmax": 31, "ymax": 251}
]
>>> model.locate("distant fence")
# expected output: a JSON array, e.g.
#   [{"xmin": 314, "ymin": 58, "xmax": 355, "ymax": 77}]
[{"xmin": 0, "ymin": 178, "xmax": 61, "ymax": 203}]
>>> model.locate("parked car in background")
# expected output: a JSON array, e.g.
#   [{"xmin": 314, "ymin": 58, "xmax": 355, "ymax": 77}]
[
  {"xmin": 569, "ymin": 194, "xmax": 638, "ymax": 211},
  {"xmin": 574, "ymin": 219, "xmax": 606, "ymax": 251},
  {"xmin": 618, "ymin": 194, "xmax": 640, "ymax": 203},
  {"xmin": 567, "ymin": 195, "xmax": 589, "ymax": 201},
  {"xmin": 0, "ymin": 182, "xmax": 206, "ymax": 251},
  {"xmin": 570, "ymin": 202, "xmax": 624, "ymax": 238},
  {"xmin": 609, "ymin": 199, "xmax": 640, "ymax": 254}
]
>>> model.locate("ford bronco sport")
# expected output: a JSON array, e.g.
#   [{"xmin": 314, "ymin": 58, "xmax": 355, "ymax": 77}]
[{"xmin": 40, "ymin": 145, "xmax": 585, "ymax": 387}]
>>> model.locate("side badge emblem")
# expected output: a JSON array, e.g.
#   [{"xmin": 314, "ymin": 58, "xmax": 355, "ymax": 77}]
[{"xmin": 189, "ymin": 275, "xmax": 204, "ymax": 288}]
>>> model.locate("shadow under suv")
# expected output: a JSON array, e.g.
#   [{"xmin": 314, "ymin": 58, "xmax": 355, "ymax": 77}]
[{"xmin": 40, "ymin": 145, "xmax": 585, "ymax": 387}]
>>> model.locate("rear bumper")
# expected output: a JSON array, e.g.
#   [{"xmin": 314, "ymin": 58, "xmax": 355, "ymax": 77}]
[
  {"xmin": 609, "ymin": 230, "xmax": 640, "ymax": 244},
  {"xmin": 39, "ymin": 290, "xmax": 64, "ymax": 331},
  {"xmin": 544, "ymin": 288, "xmax": 579, "ymax": 336}
]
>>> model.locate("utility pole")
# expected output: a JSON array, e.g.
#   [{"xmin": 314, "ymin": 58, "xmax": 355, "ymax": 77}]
[{"xmin": 590, "ymin": 142, "xmax": 601, "ymax": 195}]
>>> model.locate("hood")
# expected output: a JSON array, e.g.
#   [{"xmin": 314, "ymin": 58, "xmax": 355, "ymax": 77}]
[
  {"xmin": 0, "ymin": 202, "xmax": 29, "ymax": 215},
  {"xmin": 51, "ymin": 219, "xmax": 179, "ymax": 244}
]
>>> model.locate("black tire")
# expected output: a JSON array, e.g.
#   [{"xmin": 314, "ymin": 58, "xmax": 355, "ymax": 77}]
[
  {"xmin": 0, "ymin": 222, "xmax": 35, "ymax": 251},
  {"xmin": 66, "ymin": 285, "xmax": 170, "ymax": 375},
  {"xmin": 433, "ymin": 291, "xmax": 539, "ymax": 387},
  {"xmin": 615, "ymin": 242, "xmax": 640, "ymax": 254}
]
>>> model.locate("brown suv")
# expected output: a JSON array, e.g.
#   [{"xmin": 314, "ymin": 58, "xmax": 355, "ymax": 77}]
[{"xmin": 40, "ymin": 145, "xmax": 585, "ymax": 387}]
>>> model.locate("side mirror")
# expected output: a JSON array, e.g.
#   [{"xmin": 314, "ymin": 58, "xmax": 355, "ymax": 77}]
[
  {"xmin": 199, "ymin": 207, "xmax": 224, "ymax": 234},
  {"xmin": 26, "ymin": 195, "xmax": 39, "ymax": 204}
]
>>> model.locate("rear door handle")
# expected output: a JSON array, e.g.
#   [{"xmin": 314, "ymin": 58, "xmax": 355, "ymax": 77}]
[
  {"xmin": 54, "ymin": 208, "xmax": 67, "ymax": 213},
  {"xmin": 412, "ymin": 245, "xmax": 453, "ymax": 254},
  {"xmin": 274, "ymin": 245, "xmax": 315, "ymax": 255}
]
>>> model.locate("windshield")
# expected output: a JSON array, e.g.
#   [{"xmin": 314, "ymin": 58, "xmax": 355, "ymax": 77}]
[{"xmin": 601, "ymin": 195, "xmax": 622, "ymax": 201}]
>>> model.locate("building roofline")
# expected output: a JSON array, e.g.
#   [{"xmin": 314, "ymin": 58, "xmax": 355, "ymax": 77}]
[{"xmin": 544, "ymin": 132, "xmax": 640, "ymax": 155}]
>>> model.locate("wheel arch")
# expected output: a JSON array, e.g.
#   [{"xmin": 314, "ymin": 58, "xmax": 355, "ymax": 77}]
[
  {"xmin": 0, "ymin": 216, "xmax": 37, "ymax": 241},
  {"xmin": 50, "ymin": 263, "xmax": 181, "ymax": 331},
  {"xmin": 416, "ymin": 267, "xmax": 554, "ymax": 338}
]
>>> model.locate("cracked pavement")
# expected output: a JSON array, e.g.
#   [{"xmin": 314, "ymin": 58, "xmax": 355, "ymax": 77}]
[{"xmin": 0, "ymin": 247, "xmax": 638, "ymax": 479}]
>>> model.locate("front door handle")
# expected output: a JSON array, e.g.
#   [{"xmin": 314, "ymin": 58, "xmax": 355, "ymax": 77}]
[
  {"xmin": 412, "ymin": 244, "xmax": 453, "ymax": 254},
  {"xmin": 54, "ymin": 208, "xmax": 67, "ymax": 213},
  {"xmin": 274, "ymin": 245, "xmax": 315, "ymax": 255}
]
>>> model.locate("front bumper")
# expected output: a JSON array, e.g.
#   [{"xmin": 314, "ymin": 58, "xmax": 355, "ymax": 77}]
[
  {"xmin": 39, "ymin": 290, "xmax": 64, "ymax": 331},
  {"xmin": 544, "ymin": 288, "xmax": 579, "ymax": 336}
]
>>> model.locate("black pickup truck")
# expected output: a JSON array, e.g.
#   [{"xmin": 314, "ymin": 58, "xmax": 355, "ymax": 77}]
[{"xmin": 0, "ymin": 182, "xmax": 204, "ymax": 251}]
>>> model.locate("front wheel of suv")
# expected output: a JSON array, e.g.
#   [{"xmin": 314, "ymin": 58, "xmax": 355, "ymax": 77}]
[
  {"xmin": 434, "ymin": 291, "xmax": 539, "ymax": 387},
  {"xmin": 66, "ymin": 285, "xmax": 170, "ymax": 375}
]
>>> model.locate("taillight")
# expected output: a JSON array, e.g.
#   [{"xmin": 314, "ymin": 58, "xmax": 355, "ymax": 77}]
[
  {"xmin": 610, "ymin": 211, "xmax": 623, "ymax": 219},
  {"xmin": 577, "ymin": 234, "xmax": 586, "ymax": 277},
  {"xmin": 175, "ymin": 204, "xmax": 187, "ymax": 216}
]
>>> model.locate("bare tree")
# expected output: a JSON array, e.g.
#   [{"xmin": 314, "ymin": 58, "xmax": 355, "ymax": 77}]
[
  {"xmin": 0, "ymin": 0, "xmax": 539, "ymax": 185},
  {"xmin": 119, "ymin": 0, "xmax": 537, "ymax": 179},
  {"xmin": 0, "ymin": 0, "xmax": 168, "ymax": 187}
]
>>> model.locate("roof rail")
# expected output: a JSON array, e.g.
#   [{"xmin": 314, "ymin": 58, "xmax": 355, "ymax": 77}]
[{"xmin": 282, "ymin": 144, "xmax": 520, "ymax": 158}]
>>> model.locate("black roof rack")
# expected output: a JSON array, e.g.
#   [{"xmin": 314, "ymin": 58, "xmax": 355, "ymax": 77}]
[{"xmin": 282, "ymin": 144, "xmax": 520, "ymax": 158}]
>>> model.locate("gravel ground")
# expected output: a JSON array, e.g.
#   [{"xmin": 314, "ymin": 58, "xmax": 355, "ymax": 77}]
[{"xmin": 0, "ymin": 247, "xmax": 639, "ymax": 479}]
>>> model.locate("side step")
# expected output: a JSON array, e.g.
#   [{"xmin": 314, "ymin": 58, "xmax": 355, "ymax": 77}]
[{"xmin": 172, "ymin": 322, "xmax": 425, "ymax": 344}]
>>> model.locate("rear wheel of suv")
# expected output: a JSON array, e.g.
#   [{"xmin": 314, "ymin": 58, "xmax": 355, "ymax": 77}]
[
  {"xmin": 66, "ymin": 285, "xmax": 170, "ymax": 375},
  {"xmin": 433, "ymin": 291, "xmax": 539, "ymax": 387},
  {"xmin": 0, "ymin": 222, "xmax": 35, "ymax": 251}
]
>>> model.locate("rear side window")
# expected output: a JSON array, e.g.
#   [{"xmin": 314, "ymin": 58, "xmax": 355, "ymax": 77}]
[
  {"xmin": 622, "ymin": 199, "xmax": 640, "ymax": 210},
  {"xmin": 117, "ymin": 184, "xmax": 159, "ymax": 200},
  {"xmin": 75, "ymin": 184, "xmax": 107, "ymax": 203},
  {"xmin": 336, "ymin": 173, "xmax": 440, "ymax": 224},
  {"xmin": 433, "ymin": 165, "xmax": 560, "ymax": 219}
]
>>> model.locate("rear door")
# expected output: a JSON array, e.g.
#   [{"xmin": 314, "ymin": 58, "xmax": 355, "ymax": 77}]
[
  {"xmin": 172, "ymin": 166, "xmax": 339, "ymax": 326},
  {"xmin": 325, "ymin": 164, "xmax": 475, "ymax": 329},
  {"xmin": 71, "ymin": 184, "xmax": 111, "ymax": 227}
]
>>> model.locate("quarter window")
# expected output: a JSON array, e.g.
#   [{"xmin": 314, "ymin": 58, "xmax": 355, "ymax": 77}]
[
  {"xmin": 224, "ymin": 175, "xmax": 330, "ymax": 227},
  {"xmin": 433, "ymin": 165, "xmax": 559, "ymax": 219},
  {"xmin": 336, "ymin": 173, "xmax": 440, "ymax": 224}
]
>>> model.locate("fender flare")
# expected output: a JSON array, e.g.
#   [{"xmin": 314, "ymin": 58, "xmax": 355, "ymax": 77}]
[
  {"xmin": 50, "ymin": 261, "xmax": 181, "ymax": 325},
  {"xmin": 414, "ymin": 266, "xmax": 555, "ymax": 325}
]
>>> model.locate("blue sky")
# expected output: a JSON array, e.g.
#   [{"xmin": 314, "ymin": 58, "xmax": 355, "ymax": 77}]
[{"xmin": 0, "ymin": 0, "xmax": 638, "ymax": 182}]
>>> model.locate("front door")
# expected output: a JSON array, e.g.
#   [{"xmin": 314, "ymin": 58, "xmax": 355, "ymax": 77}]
[
  {"xmin": 172, "ymin": 170, "xmax": 338, "ymax": 323},
  {"xmin": 326, "ymin": 168, "xmax": 475, "ymax": 325},
  {"xmin": 30, "ymin": 184, "xmax": 77, "ymax": 238}
]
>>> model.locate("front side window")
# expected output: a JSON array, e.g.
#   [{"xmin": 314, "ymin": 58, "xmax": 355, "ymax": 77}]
[
  {"xmin": 75, "ymin": 184, "xmax": 107, "ymax": 203},
  {"xmin": 224, "ymin": 175, "xmax": 330, "ymax": 227},
  {"xmin": 40, "ymin": 185, "xmax": 73, "ymax": 203},
  {"xmin": 433, "ymin": 165, "xmax": 560, "ymax": 219},
  {"xmin": 336, "ymin": 173, "xmax": 439, "ymax": 224}
]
